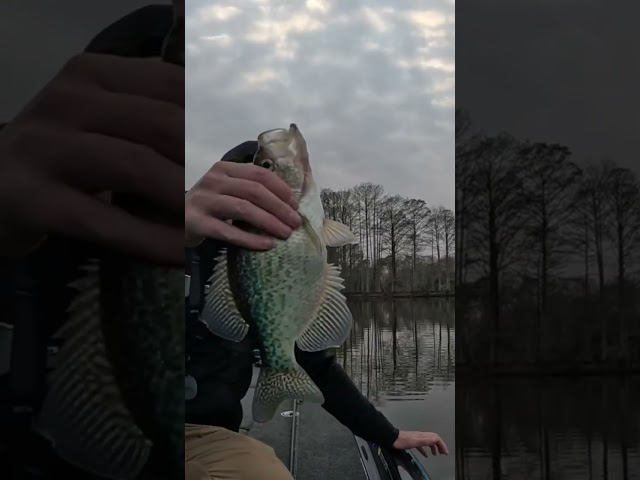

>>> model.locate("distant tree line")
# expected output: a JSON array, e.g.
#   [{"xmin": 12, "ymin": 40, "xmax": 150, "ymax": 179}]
[
  {"xmin": 456, "ymin": 108, "xmax": 640, "ymax": 369},
  {"xmin": 320, "ymin": 183, "xmax": 454, "ymax": 296}
]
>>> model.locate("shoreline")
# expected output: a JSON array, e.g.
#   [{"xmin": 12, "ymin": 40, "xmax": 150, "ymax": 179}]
[{"xmin": 345, "ymin": 292, "xmax": 455, "ymax": 299}]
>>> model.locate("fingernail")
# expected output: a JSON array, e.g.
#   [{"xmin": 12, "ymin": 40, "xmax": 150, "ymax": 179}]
[
  {"xmin": 262, "ymin": 237, "xmax": 276, "ymax": 249},
  {"xmin": 279, "ymin": 225, "xmax": 292, "ymax": 239},
  {"xmin": 289, "ymin": 211, "xmax": 302, "ymax": 227}
]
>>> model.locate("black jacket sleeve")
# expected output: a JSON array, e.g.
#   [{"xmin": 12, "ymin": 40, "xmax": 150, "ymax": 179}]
[{"xmin": 296, "ymin": 348, "xmax": 400, "ymax": 449}]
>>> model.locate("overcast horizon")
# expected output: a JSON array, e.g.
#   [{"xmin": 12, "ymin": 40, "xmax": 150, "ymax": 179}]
[{"xmin": 186, "ymin": 0, "xmax": 455, "ymax": 208}]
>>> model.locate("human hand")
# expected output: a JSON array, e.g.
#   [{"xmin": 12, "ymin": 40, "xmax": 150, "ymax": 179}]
[
  {"xmin": 0, "ymin": 53, "xmax": 184, "ymax": 264},
  {"xmin": 185, "ymin": 161, "xmax": 302, "ymax": 250},
  {"xmin": 392, "ymin": 431, "xmax": 449, "ymax": 458}
]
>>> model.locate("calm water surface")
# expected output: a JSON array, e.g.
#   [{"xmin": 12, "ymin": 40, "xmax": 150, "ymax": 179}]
[
  {"xmin": 457, "ymin": 377, "xmax": 640, "ymax": 479},
  {"xmin": 337, "ymin": 298, "xmax": 455, "ymax": 480}
]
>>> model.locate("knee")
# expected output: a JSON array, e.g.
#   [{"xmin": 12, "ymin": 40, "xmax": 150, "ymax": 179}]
[{"xmin": 238, "ymin": 441, "xmax": 292, "ymax": 480}]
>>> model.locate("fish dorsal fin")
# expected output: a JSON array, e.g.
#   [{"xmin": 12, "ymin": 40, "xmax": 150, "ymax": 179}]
[
  {"xmin": 296, "ymin": 263, "xmax": 353, "ymax": 352},
  {"xmin": 201, "ymin": 250, "xmax": 249, "ymax": 342},
  {"xmin": 36, "ymin": 259, "xmax": 151, "ymax": 479},
  {"xmin": 321, "ymin": 219, "xmax": 358, "ymax": 247}
]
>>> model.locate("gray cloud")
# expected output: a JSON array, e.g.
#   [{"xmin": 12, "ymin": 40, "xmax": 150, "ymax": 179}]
[
  {"xmin": 457, "ymin": 0, "xmax": 640, "ymax": 173},
  {"xmin": 186, "ymin": 0, "xmax": 455, "ymax": 207}
]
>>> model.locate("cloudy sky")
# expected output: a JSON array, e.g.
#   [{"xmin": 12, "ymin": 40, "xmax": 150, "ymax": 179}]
[
  {"xmin": 457, "ymin": 0, "xmax": 639, "ymax": 173},
  {"xmin": 185, "ymin": 0, "xmax": 455, "ymax": 207}
]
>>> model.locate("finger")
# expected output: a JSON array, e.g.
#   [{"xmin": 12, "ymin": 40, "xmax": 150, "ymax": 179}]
[
  {"xmin": 208, "ymin": 195, "xmax": 293, "ymax": 240},
  {"xmin": 217, "ymin": 177, "xmax": 301, "ymax": 229},
  {"xmin": 438, "ymin": 440, "xmax": 449, "ymax": 455},
  {"xmin": 417, "ymin": 446, "xmax": 428, "ymax": 457},
  {"xmin": 38, "ymin": 130, "xmax": 184, "ymax": 214},
  {"xmin": 430, "ymin": 445, "xmax": 437, "ymax": 456},
  {"xmin": 29, "ymin": 181, "xmax": 183, "ymax": 265},
  {"xmin": 190, "ymin": 215, "xmax": 275, "ymax": 250},
  {"xmin": 221, "ymin": 163, "xmax": 298, "ymax": 209},
  {"xmin": 51, "ymin": 86, "xmax": 184, "ymax": 166},
  {"xmin": 61, "ymin": 53, "xmax": 184, "ymax": 108}
]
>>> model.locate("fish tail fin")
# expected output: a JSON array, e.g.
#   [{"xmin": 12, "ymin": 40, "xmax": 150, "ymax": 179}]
[{"xmin": 252, "ymin": 364, "xmax": 324, "ymax": 423}]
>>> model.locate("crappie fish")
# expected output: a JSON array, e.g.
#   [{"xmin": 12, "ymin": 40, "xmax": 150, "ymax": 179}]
[
  {"xmin": 32, "ymin": 7, "xmax": 185, "ymax": 480},
  {"xmin": 201, "ymin": 123, "xmax": 358, "ymax": 422}
]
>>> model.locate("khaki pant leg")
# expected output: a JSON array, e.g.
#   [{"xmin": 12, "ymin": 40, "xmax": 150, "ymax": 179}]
[
  {"xmin": 185, "ymin": 423, "xmax": 293, "ymax": 480},
  {"xmin": 185, "ymin": 460, "xmax": 211, "ymax": 480}
]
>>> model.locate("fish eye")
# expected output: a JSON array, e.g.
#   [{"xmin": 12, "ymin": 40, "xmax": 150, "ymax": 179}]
[{"xmin": 261, "ymin": 159, "xmax": 274, "ymax": 170}]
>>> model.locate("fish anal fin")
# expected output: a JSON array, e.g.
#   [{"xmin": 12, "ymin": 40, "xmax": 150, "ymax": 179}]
[
  {"xmin": 321, "ymin": 219, "xmax": 358, "ymax": 247},
  {"xmin": 296, "ymin": 263, "xmax": 353, "ymax": 352},
  {"xmin": 252, "ymin": 365, "xmax": 324, "ymax": 423},
  {"xmin": 200, "ymin": 250, "xmax": 249, "ymax": 342}
]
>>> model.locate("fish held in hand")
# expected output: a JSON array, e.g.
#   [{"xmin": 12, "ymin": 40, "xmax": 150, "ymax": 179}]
[
  {"xmin": 201, "ymin": 123, "xmax": 358, "ymax": 422},
  {"xmin": 30, "ymin": 11, "xmax": 185, "ymax": 479}
]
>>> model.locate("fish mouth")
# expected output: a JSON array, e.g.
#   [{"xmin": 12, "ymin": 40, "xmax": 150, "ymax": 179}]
[
  {"xmin": 257, "ymin": 124, "xmax": 299, "ymax": 144},
  {"xmin": 257, "ymin": 128, "xmax": 289, "ymax": 144},
  {"xmin": 254, "ymin": 128, "xmax": 290, "ymax": 168},
  {"xmin": 255, "ymin": 124, "xmax": 310, "ymax": 178}
]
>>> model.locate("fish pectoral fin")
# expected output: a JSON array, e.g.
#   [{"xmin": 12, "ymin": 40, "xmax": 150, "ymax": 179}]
[
  {"xmin": 300, "ymin": 214, "xmax": 323, "ymax": 253},
  {"xmin": 201, "ymin": 250, "xmax": 249, "ymax": 342},
  {"xmin": 296, "ymin": 263, "xmax": 353, "ymax": 352},
  {"xmin": 321, "ymin": 219, "xmax": 358, "ymax": 247}
]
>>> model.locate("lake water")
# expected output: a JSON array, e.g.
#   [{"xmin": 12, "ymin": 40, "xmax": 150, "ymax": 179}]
[
  {"xmin": 457, "ymin": 376, "xmax": 640, "ymax": 480},
  {"xmin": 337, "ymin": 298, "xmax": 456, "ymax": 480}
]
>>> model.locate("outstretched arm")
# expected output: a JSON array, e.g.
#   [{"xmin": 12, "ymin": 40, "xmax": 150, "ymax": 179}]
[
  {"xmin": 296, "ymin": 348, "xmax": 449, "ymax": 457},
  {"xmin": 296, "ymin": 347, "xmax": 399, "ymax": 448}
]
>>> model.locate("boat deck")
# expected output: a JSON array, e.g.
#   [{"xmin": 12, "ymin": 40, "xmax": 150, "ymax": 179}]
[{"xmin": 240, "ymin": 367, "xmax": 366, "ymax": 480}]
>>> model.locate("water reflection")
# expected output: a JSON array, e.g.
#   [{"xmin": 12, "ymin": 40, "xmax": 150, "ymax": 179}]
[
  {"xmin": 337, "ymin": 298, "xmax": 455, "ymax": 480},
  {"xmin": 457, "ymin": 377, "xmax": 640, "ymax": 480}
]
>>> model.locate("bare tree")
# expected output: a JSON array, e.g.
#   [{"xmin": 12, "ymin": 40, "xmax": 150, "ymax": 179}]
[
  {"xmin": 442, "ymin": 208, "xmax": 455, "ymax": 291},
  {"xmin": 428, "ymin": 207, "xmax": 447, "ymax": 291},
  {"xmin": 463, "ymin": 134, "xmax": 530, "ymax": 363},
  {"xmin": 606, "ymin": 167, "xmax": 640, "ymax": 297},
  {"xmin": 455, "ymin": 109, "xmax": 480, "ymax": 287},
  {"xmin": 404, "ymin": 199, "xmax": 430, "ymax": 292},
  {"xmin": 518, "ymin": 142, "xmax": 581, "ymax": 362},
  {"xmin": 353, "ymin": 183, "xmax": 385, "ymax": 292},
  {"xmin": 370, "ymin": 184, "xmax": 385, "ymax": 291},
  {"xmin": 380, "ymin": 195, "xmax": 411, "ymax": 293},
  {"xmin": 576, "ymin": 159, "xmax": 616, "ymax": 297},
  {"xmin": 605, "ymin": 167, "xmax": 640, "ymax": 361}
]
